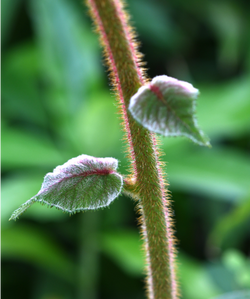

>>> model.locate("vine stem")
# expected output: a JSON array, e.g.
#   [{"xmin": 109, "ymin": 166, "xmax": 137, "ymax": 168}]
[{"xmin": 86, "ymin": 0, "xmax": 178, "ymax": 298}]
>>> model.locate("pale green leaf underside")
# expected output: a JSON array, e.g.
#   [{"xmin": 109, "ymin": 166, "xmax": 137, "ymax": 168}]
[
  {"xmin": 129, "ymin": 75, "xmax": 210, "ymax": 146},
  {"xmin": 10, "ymin": 155, "xmax": 123, "ymax": 220}
]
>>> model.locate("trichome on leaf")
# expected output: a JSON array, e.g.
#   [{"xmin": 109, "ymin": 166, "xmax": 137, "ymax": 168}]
[
  {"xmin": 9, "ymin": 155, "xmax": 123, "ymax": 221},
  {"xmin": 129, "ymin": 75, "xmax": 210, "ymax": 147}
]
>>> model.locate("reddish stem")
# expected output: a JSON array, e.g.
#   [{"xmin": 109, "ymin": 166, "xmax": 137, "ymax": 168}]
[{"xmin": 86, "ymin": 0, "xmax": 178, "ymax": 298}]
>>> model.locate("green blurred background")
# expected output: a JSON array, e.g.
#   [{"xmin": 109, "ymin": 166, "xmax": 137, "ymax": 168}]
[{"xmin": 1, "ymin": 0, "xmax": 250, "ymax": 298}]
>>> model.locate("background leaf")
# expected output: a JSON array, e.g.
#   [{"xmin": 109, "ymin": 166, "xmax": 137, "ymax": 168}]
[
  {"xmin": 1, "ymin": 125, "xmax": 67, "ymax": 171},
  {"xmin": 208, "ymin": 194, "xmax": 250, "ymax": 249},
  {"xmin": 211, "ymin": 290, "xmax": 250, "ymax": 299},
  {"xmin": 163, "ymin": 143, "xmax": 250, "ymax": 200},
  {"xmin": 101, "ymin": 230, "xmax": 144, "ymax": 277},
  {"xmin": 1, "ymin": 224, "xmax": 76, "ymax": 284},
  {"xmin": 1, "ymin": 0, "xmax": 22, "ymax": 44}
]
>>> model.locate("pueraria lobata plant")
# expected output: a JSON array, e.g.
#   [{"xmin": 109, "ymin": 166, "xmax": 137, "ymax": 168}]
[{"xmin": 10, "ymin": 0, "xmax": 210, "ymax": 298}]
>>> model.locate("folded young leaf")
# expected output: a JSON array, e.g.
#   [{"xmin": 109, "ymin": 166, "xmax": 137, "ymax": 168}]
[
  {"xmin": 129, "ymin": 75, "xmax": 210, "ymax": 146},
  {"xmin": 10, "ymin": 155, "xmax": 123, "ymax": 220}
]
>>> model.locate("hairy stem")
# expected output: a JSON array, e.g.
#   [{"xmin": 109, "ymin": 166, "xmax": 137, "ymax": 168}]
[{"xmin": 86, "ymin": 0, "xmax": 178, "ymax": 298}]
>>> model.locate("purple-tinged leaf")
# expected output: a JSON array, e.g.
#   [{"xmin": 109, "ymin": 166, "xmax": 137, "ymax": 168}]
[
  {"xmin": 129, "ymin": 75, "xmax": 210, "ymax": 146},
  {"xmin": 10, "ymin": 155, "xmax": 123, "ymax": 220}
]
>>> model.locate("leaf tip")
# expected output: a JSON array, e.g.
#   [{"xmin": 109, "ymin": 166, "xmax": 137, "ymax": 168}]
[
  {"xmin": 200, "ymin": 138, "xmax": 211, "ymax": 148},
  {"xmin": 206, "ymin": 140, "xmax": 212, "ymax": 148},
  {"xmin": 9, "ymin": 200, "xmax": 34, "ymax": 221}
]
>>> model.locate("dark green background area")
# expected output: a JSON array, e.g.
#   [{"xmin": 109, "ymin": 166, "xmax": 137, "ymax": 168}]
[{"xmin": 1, "ymin": 0, "xmax": 250, "ymax": 298}]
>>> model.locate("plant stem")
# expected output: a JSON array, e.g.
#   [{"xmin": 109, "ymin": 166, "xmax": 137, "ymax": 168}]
[
  {"xmin": 86, "ymin": 0, "xmax": 178, "ymax": 298},
  {"xmin": 78, "ymin": 212, "xmax": 99, "ymax": 299}
]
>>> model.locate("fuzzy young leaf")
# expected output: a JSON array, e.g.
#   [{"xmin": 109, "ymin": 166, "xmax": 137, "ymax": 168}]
[
  {"xmin": 129, "ymin": 75, "xmax": 210, "ymax": 146},
  {"xmin": 9, "ymin": 155, "xmax": 123, "ymax": 220}
]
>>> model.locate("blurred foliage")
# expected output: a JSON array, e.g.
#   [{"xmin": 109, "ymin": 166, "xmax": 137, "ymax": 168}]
[{"xmin": 1, "ymin": 0, "xmax": 250, "ymax": 298}]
